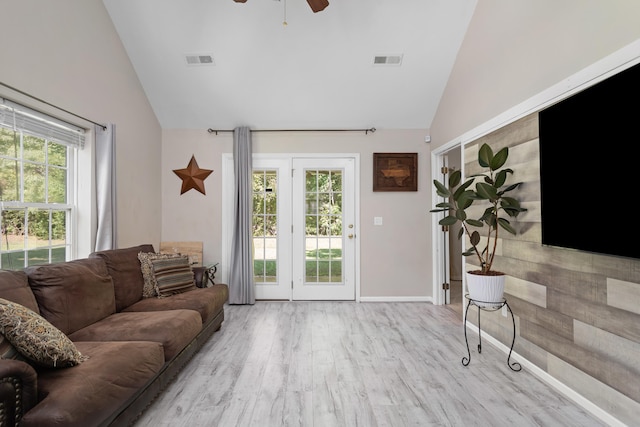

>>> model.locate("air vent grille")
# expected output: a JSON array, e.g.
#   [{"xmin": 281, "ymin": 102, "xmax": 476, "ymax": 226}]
[
  {"xmin": 373, "ymin": 55, "xmax": 403, "ymax": 66},
  {"xmin": 185, "ymin": 54, "xmax": 215, "ymax": 66}
]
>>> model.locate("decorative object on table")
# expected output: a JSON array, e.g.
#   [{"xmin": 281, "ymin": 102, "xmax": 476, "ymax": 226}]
[
  {"xmin": 173, "ymin": 155, "xmax": 213, "ymax": 195},
  {"xmin": 373, "ymin": 152, "xmax": 418, "ymax": 191},
  {"xmin": 193, "ymin": 263, "xmax": 218, "ymax": 288},
  {"xmin": 430, "ymin": 143, "xmax": 527, "ymax": 307}
]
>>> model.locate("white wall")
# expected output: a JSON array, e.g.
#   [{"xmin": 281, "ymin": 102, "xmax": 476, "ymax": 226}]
[
  {"xmin": 431, "ymin": 0, "xmax": 640, "ymax": 148},
  {"xmin": 0, "ymin": 0, "xmax": 162, "ymax": 253},
  {"xmin": 162, "ymin": 129, "xmax": 432, "ymax": 299}
]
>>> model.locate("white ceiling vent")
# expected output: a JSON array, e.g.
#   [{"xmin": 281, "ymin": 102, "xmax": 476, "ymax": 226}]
[
  {"xmin": 185, "ymin": 54, "xmax": 215, "ymax": 66},
  {"xmin": 373, "ymin": 54, "xmax": 403, "ymax": 66}
]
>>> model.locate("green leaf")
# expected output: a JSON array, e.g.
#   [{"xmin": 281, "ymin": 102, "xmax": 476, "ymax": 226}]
[
  {"xmin": 495, "ymin": 169, "xmax": 508, "ymax": 187},
  {"xmin": 502, "ymin": 181, "xmax": 520, "ymax": 193},
  {"xmin": 452, "ymin": 180, "xmax": 474, "ymax": 200},
  {"xmin": 429, "ymin": 208, "xmax": 448, "ymax": 213},
  {"xmin": 448, "ymin": 169, "xmax": 461, "ymax": 188},
  {"xmin": 466, "ymin": 219, "xmax": 483, "ymax": 227},
  {"xmin": 433, "ymin": 180, "xmax": 450, "ymax": 198},
  {"xmin": 475, "ymin": 182, "xmax": 498, "ymax": 200},
  {"xmin": 455, "ymin": 209, "xmax": 467, "ymax": 221},
  {"xmin": 498, "ymin": 217, "xmax": 516, "ymax": 235},
  {"xmin": 457, "ymin": 190, "xmax": 475, "ymax": 210},
  {"xmin": 478, "ymin": 144, "xmax": 493, "ymax": 168},
  {"xmin": 439, "ymin": 215, "xmax": 458, "ymax": 226},
  {"xmin": 433, "ymin": 202, "xmax": 453, "ymax": 209},
  {"xmin": 462, "ymin": 249, "xmax": 475, "ymax": 256},
  {"xmin": 490, "ymin": 147, "xmax": 509, "ymax": 170},
  {"xmin": 469, "ymin": 230, "xmax": 480, "ymax": 246}
]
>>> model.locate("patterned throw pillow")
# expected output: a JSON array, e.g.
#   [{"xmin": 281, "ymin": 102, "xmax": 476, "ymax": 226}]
[
  {"xmin": 0, "ymin": 298, "xmax": 87, "ymax": 368},
  {"xmin": 138, "ymin": 252, "xmax": 182, "ymax": 297},
  {"xmin": 138, "ymin": 252, "xmax": 196, "ymax": 298},
  {"xmin": 0, "ymin": 335, "xmax": 28, "ymax": 363},
  {"xmin": 150, "ymin": 255, "xmax": 196, "ymax": 297}
]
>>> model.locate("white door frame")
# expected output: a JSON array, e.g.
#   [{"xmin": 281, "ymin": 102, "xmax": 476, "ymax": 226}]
[
  {"xmin": 431, "ymin": 140, "xmax": 463, "ymax": 307},
  {"xmin": 222, "ymin": 153, "xmax": 360, "ymax": 302}
]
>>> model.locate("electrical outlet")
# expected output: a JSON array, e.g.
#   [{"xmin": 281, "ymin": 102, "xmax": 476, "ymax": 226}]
[{"xmin": 374, "ymin": 217, "xmax": 383, "ymax": 225}]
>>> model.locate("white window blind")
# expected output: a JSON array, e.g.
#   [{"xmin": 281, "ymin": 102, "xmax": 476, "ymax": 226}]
[{"xmin": 0, "ymin": 99, "xmax": 85, "ymax": 149}]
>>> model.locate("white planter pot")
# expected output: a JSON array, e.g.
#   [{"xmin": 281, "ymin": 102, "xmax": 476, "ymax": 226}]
[{"xmin": 466, "ymin": 271, "xmax": 505, "ymax": 308}]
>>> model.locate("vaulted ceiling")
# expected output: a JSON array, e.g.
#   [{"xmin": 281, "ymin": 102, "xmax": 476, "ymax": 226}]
[{"xmin": 103, "ymin": 0, "xmax": 477, "ymax": 130}]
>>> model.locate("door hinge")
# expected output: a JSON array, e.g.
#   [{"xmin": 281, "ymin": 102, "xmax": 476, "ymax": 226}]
[
  {"xmin": 442, "ymin": 282, "xmax": 450, "ymax": 290},
  {"xmin": 441, "ymin": 225, "xmax": 449, "ymax": 232},
  {"xmin": 441, "ymin": 166, "xmax": 449, "ymax": 174}
]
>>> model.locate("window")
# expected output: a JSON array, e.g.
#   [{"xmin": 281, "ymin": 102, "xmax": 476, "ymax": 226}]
[{"xmin": 0, "ymin": 100, "xmax": 85, "ymax": 269}]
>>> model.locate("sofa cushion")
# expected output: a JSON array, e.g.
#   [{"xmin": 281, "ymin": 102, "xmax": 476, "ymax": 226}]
[
  {"xmin": 0, "ymin": 270, "xmax": 40, "ymax": 313},
  {"xmin": 25, "ymin": 258, "xmax": 116, "ymax": 336},
  {"xmin": 90, "ymin": 244, "xmax": 155, "ymax": 311},
  {"xmin": 20, "ymin": 340, "xmax": 164, "ymax": 427},
  {"xmin": 0, "ymin": 298, "xmax": 87, "ymax": 368},
  {"xmin": 67, "ymin": 309, "xmax": 202, "ymax": 360},
  {"xmin": 124, "ymin": 284, "xmax": 228, "ymax": 325}
]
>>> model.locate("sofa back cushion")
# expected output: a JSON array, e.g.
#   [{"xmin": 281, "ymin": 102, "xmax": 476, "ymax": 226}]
[
  {"xmin": 25, "ymin": 258, "xmax": 116, "ymax": 335},
  {"xmin": 89, "ymin": 244, "xmax": 155, "ymax": 311},
  {"xmin": 0, "ymin": 270, "xmax": 39, "ymax": 313}
]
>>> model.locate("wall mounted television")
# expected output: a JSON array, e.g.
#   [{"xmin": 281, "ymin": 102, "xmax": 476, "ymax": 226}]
[{"xmin": 538, "ymin": 60, "xmax": 640, "ymax": 260}]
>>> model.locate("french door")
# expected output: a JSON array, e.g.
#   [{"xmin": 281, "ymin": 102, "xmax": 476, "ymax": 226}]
[
  {"xmin": 246, "ymin": 155, "xmax": 357, "ymax": 301},
  {"xmin": 291, "ymin": 157, "xmax": 356, "ymax": 300}
]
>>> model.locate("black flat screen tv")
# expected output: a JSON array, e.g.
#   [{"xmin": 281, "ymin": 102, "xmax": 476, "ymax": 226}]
[{"xmin": 538, "ymin": 61, "xmax": 640, "ymax": 260}]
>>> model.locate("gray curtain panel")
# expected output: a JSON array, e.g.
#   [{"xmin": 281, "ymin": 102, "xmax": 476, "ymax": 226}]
[
  {"xmin": 228, "ymin": 126, "xmax": 255, "ymax": 304},
  {"xmin": 94, "ymin": 123, "xmax": 117, "ymax": 251}
]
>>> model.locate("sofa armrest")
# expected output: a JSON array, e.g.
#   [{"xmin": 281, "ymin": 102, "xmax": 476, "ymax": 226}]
[{"xmin": 0, "ymin": 360, "xmax": 38, "ymax": 426}]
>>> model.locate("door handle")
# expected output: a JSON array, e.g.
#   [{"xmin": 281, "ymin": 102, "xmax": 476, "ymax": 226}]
[{"xmin": 348, "ymin": 234, "xmax": 355, "ymax": 239}]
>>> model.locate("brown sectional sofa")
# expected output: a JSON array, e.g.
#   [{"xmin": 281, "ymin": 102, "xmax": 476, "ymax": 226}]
[{"xmin": 0, "ymin": 244, "xmax": 229, "ymax": 427}]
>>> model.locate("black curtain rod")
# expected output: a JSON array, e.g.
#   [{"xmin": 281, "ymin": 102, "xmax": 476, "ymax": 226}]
[
  {"xmin": 207, "ymin": 127, "xmax": 376, "ymax": 135},
  {"xmin": 0, "ymin": 81, "xmax": 107, "ymax": 131}
]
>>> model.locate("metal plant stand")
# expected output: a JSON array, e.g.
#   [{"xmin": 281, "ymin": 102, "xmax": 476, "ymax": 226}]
[{"xmin": 462, "ymin": 295, "xmax": 521, "ymax": 372}]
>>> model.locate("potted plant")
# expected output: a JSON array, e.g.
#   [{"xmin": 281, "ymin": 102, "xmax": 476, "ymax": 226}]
[{"xmin": 431, "ymin": 143, "xmax": 527, "ymax": 307}]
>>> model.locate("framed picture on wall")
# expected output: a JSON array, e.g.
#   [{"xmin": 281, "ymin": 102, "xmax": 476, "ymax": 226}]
[{"xmin": 373, "ymin": 152, "xmax": 418, "ymax": 191}]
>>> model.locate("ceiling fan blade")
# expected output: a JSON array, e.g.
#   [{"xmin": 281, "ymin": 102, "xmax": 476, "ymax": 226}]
[{"xmin": 307, "ymin": 0, "xmax": 329, "ymax": 13}]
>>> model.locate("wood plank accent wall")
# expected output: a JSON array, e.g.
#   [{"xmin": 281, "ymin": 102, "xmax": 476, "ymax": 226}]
[{"xmin": 463, "ymin": 113, "xmax": 640, "ymax": 425}]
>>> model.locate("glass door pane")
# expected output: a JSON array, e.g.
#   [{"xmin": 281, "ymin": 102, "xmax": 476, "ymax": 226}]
[
  {"xmin": 304, "ymin": 169, "xmax": 343, "ymax": 284},
  {"xmin": 253, "ymin": 170, "xmax": 278, "ymax": 283}
]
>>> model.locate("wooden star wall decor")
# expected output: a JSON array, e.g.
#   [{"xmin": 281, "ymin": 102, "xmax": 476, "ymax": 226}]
[{"xmin": 173, "ymin": 155, "xmax": 213, "ymax": 195}]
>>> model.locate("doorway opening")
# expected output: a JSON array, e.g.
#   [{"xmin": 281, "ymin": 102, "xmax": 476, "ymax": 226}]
[{"xmin": 432, "ymin": 143, "xmax": 463, "ymax": 317}]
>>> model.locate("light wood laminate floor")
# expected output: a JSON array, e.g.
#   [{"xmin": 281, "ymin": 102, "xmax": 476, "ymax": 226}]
[{"xmin": 132, "ymin": 302, "xmax": 606, "ymax": 427}]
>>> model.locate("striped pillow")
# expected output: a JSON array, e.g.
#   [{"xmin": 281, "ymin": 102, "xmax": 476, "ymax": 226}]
[
  {"xmin": 150, "ymin": 255, "xmax": 196, "ymax": 297},
  {"xmin": 138, "ymin": 252, "xmax": 182, "ymax": 297}
]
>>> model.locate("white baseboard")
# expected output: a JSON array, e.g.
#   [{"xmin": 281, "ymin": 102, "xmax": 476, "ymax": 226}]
[
  {"xmin": 464, "ymin": 322, "xmax": 626, "ymax": 427},
  {"xmin": 359, "ymin": 296, "xmax": 433, "ymax": 303}
]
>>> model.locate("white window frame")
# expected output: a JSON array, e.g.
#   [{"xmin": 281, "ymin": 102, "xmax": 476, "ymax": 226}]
[{"xmin": 0, "ymin": 99, "xmax": 86, "ymax": 268}]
